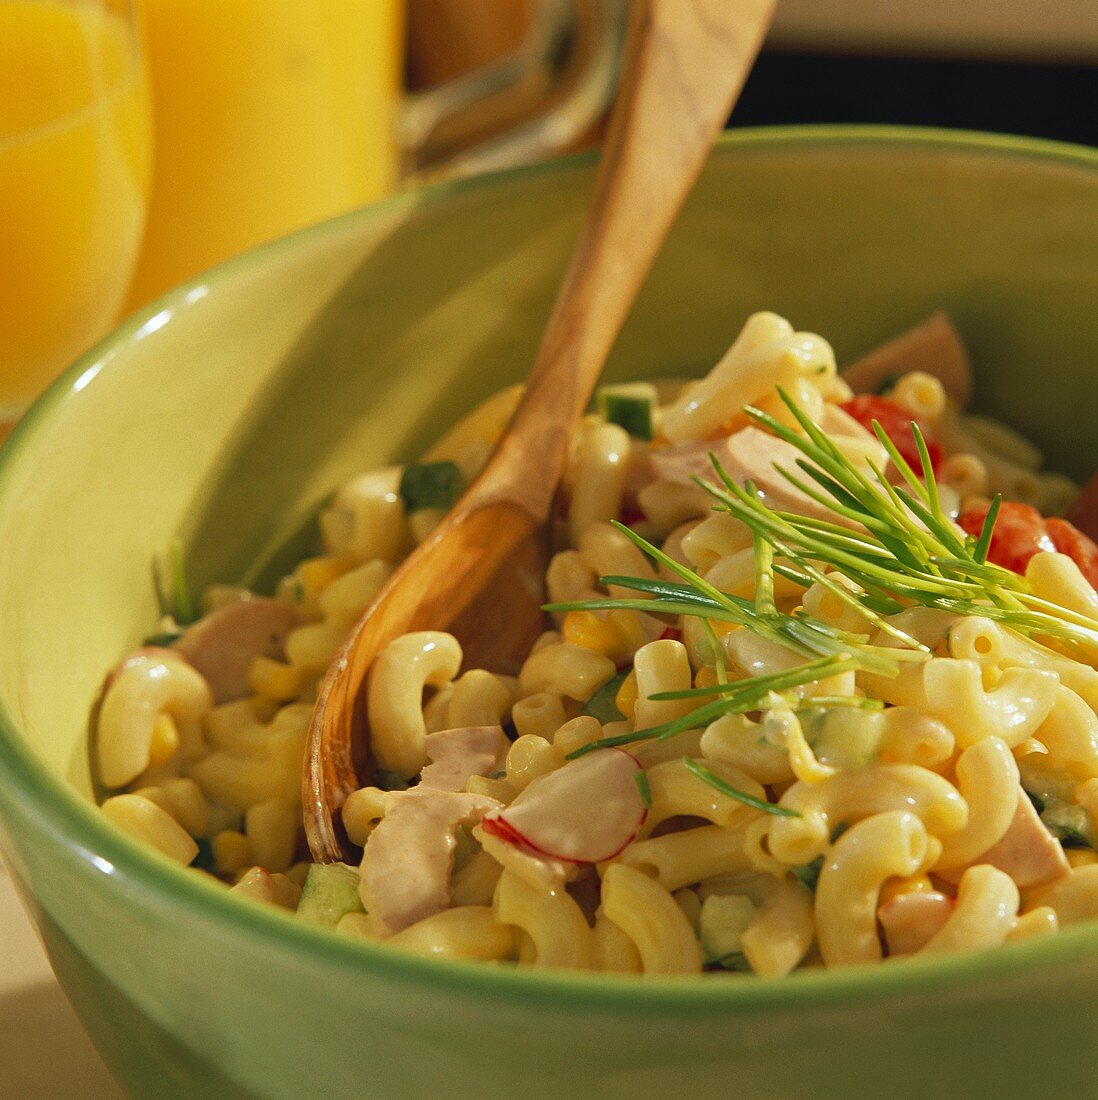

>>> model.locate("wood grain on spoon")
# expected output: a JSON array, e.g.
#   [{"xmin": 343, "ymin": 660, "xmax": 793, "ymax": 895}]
[{"xmin": 305, "ymin": 0, "xmax": 776, "ymax": 863}]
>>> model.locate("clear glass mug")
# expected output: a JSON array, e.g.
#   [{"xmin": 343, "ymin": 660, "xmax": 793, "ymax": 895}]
[
  {"xmin": 124, "ymin": 0, "xmax": 629, "ymax": 312},
  {"xmin": 0, "ymin": 0, "xmax": 150, "ymax": 430}
]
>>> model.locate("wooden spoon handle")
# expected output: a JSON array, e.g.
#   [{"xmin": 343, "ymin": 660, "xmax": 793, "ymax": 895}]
[{"xmin": 471, "ymin": 0, "xmax": 775, "ymax": 517}]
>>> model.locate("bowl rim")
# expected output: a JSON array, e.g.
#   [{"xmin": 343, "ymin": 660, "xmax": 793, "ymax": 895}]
[{"xmin": 2, "ymin": 123, "xmax": 1097, "ymax": 1012}]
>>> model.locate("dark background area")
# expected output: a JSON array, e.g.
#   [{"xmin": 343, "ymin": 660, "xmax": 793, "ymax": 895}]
[{"xmin": 732, "ymin": 51, "xmax": 1097, "ymax": 146}]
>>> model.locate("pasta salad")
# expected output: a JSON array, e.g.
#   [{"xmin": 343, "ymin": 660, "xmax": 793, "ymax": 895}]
[{"xmin": 94, "ymin": 311, "xmax": 1098, "ymax": 976}]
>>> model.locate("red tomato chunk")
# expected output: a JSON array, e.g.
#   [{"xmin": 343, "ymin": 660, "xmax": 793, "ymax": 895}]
[
  {"xmin": 840, "ymin": 395, "xmax": 942, "ymax": 474},
  {"xmin": 958, "ymin": 501, "xmax": 1098, "ymax": 587},
  {"xmin": 1046, "ymin": 518, "xmax": 1098, "ymax": 589}
]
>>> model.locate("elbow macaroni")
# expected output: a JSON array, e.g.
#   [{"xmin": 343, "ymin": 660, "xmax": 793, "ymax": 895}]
[{"xmin": 92, "ymin": 309, "xmax": 1098, "ymax": 978}]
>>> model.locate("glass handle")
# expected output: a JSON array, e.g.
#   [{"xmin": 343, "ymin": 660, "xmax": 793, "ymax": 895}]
[{"xmin": 400, "ymin": 0, "xmax": 629, "ymax": 181}]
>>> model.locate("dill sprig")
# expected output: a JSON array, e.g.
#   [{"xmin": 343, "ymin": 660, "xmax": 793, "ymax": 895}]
[
  {"xmin": 547, "ymin": 528, "xmax": 916, "ymax": 678},
  {"xmin": 548, "ymin": 388, "xmax": 1096, "ymax": 766},
  {"xmin": 562, "ymin": 655, "xmax": 859, "ymax": 759},
  {"xmin": 698, "ymin": 387, "xmax": 1098, "ymax": 654},
  {"xmin": 682, "ymin": 758, "xmax": 800, "ymax": 818}
]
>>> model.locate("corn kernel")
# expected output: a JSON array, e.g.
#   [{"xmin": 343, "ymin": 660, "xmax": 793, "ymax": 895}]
[
  {"xmin": 213, "ymin": 829, "xmax": 251, "ymax": 875},
  {"xmin": 615, "ymin": 670, "xmax": 638, "ymax": 719},
  {"xmin": 606, "ymin": 609, "xmax": 652, "ymax": 657},
  {"xmin": 248, "ymin": 656, "xmax": 303, "ymax": 703},
  {"xmin": 146, "ymin": 712, "xmax": 180, "ymax": 769},
  {"xmin": 694, "ymin": 665, "xmax": 720, "ymax": 691},
  {"xmin": 561, "ymin": 611, "xmax": 621, "ymax": 660},
  {"xmin": 295, "ymin": 554, "xmax": 359, "ymax": 598}
]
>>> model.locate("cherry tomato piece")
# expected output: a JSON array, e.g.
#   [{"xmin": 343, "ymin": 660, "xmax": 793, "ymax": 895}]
[
  {"xmin": 1065, "ymin": 472, "xmax": 1098, "ymax": 543},
  {"xmin": 1045, "ymin": 518, "xmax": 1098, "ymax": 589},
  {"xmin": 840, "ymin": 395, "xmax": 943, "ymax": 474},
  {"xmin": 957, "ymin": 501, "xmax": 1055, "ymax": 575}
]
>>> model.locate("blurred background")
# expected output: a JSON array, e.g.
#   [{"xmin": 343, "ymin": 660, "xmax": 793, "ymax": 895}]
[
  {"xmin": 2, "ymin": 0, "xmax": 1097, "ymax": 437},
  {"xmin": 0, "ymin": 0, "xmax": 1097, "ymax": 1094},
  {"xmin": 407, "ymin": 0, "xmax": 1098, "ymax": 160}
]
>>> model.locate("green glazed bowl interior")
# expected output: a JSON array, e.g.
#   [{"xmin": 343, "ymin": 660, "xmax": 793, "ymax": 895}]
[{"xmin": 0, "ymin": 127, "xmax": 1096, "ymax": 1099}]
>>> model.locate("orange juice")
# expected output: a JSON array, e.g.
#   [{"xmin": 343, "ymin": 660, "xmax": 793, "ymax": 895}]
[
  {"xmin": 126, "ymin": 0, "xmax": 403, "ymax": 310},
  {"xmin": 0, "ymin": 0, "xmax": 150, "ymax": 419}
]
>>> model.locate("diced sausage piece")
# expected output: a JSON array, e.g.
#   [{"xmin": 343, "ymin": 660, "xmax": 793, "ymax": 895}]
[
  {"xmin": 359, "ymin": 789, "xmax": 500, "ymax": 936},
  {"xmin": 720, "ymin": 426, "xmax": 864, "ymax": 529},
  {"xmin": 820, "ymin": 403, "xmax": 877, "ymax": 441},
  {"xmin": 878, "ymin": 891, "xmax": 954, "ymax": 956},
  {"xmin": 974, "ymin": 789, "xmax": 1070, "ymax": 890},
  {"xmin": 841, "ymin": 312, "xmax": 972, "ymax": 406},
  {"xmin": 420, "ymin": 725, "xmax": 509, "ymax": 793},
  {"xmin": 1065, "ymin": 472, "xmax": 1098, "ymax": 543},
  {"xmin": 648, "ymin": 438, "xmax": 721, "ymax": 488},
  {"xmin": 173, "ymin": 597, "xmax": 299, "ymax": 704}
]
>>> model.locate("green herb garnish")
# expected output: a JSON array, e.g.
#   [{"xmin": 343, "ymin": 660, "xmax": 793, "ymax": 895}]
[
  {"xmin": 634, "ymin": 769, "xmax": 652, "ymax": 808},
  {"xmin": 683, "ymin": 758, "xmax": 801, "ymax": 818},
  {"xmin": 581, "ymin": 668, "xmax": 630, "ymax": 724},
  {"xmin": 399, "ymin": 461, "xmax": 464, "ymax": 513},
  {"xmin": 144, "ymin": 625, "xmax": 184, "ymax": 647},
  {"xmin": 549, "ymin": 389, "xmax": 1095, "ymax": 776},
  {"xmin": 154, "ymin": 537, "xmax": 196, "ymax": 625},
  {"xmin": 566, "ymin": 656, "xmax": 858, "ymax": 759},
  {"xmin": 792, "ymin": 857, "xmax": 823, "ymax": 891},
  {"xmin": 700, "ymin": 388, "xmax": 1098, "ymax": 656}
]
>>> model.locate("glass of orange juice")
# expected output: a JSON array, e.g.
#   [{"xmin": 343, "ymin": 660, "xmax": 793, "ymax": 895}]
[
  {"xmin": 124, "ymin": 0, "xmax": 627, "ymax": 313},
  {"xmin": 0, "ymin": 0, "xmax": 150, "ymax": 434},
  {"xmin": 125, "ymin": 0, "xmax": 404, "ymax": 311}
]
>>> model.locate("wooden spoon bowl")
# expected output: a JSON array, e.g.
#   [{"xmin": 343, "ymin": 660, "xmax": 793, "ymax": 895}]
[{"xmin": 304, "ymin": 0, "xmax": 776, "ymax": 863}]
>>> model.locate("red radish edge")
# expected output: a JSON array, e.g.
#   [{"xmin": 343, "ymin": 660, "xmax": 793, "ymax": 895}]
[{"xmin": 481, "ymin": 749, "xmax": 647, "ymax": 864}]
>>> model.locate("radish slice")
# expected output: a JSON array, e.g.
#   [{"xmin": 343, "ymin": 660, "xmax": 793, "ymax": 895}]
[{"xmin": 481, "ymin": 749, "xmax": 646, "ymax": 864}]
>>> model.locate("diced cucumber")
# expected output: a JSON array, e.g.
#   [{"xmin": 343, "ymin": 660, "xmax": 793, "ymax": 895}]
[
  {"xmin": 597, "ymin": 383, "xmax": 657, "ymax": 440},
  {"xmin": 582, "ymin": 668, "xmax": 630, "ymax": 724},
  {"xmin": 296, "ymin": 862, "xmax": 364, "ymax": 927},
  {"xmin": 802, "ymin": 707, "xmax": 885, "ymax": 769},
  {"xmin": 189, "ymin": 836, "xmax": 216, "ymax": 874},
  {"xmin": 1039, "ymin": 797, "xmax": 1095, "ymax": 849},
  {"xmin": 700, "ymin": 894, "xmax": 756, "ymax": 967},
  {"xmin": 399, "ymin": 461, "xmax": 464, "ymax": 513},
  {"xmin": 376, "ymin": 769, "xmax": 410, "ymax": 791},
  {"xmin": 792, "ymin": 856, "xmax": 823, "ymax": 891}
]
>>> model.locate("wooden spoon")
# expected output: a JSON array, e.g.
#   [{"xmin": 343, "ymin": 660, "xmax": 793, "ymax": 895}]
[{"xmin": 305, "ymin": 0, "xmax": 775, "ymax": 863}]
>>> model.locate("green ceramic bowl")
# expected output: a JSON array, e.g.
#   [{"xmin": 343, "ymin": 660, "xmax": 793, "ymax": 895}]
[{"xmin": 1, "ymin": 127, "xmax": 1096, "ymax": 1099}]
